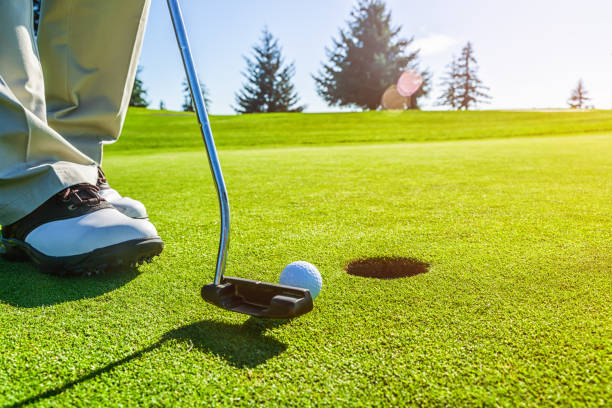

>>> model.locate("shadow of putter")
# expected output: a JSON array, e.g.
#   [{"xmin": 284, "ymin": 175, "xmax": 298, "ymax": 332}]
[{"xmin": 7, "ymin": 318, "xmax": 288, "ymax": 407}]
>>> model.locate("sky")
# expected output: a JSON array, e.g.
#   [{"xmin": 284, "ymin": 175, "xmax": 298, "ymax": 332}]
[{"xmin": 138, "ymin": 0, "xmax": 612, "ymax": 114}]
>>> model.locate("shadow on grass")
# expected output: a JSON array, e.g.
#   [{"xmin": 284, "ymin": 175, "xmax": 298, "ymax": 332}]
[
  {"xmin": 7, "ymin": 318, "xmax": 287, "ymax": 408},
  {"xmin": 0, "ymin": 259, "xmax": 139, "ymax": 308}
]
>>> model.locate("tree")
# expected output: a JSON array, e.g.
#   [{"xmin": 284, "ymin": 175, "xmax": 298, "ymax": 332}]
[
  {"xmin": 129, "ymin": 66, "xmax": 149, "ymax": 108},
  {"xmin": 182, "ymin": 79, "xmax": 211, "ymax": 112},
  {"xmin": 33, "ymin": 0, "xmax": 41, "ymax": 34},
  {"xmin": 567, "ymin": 79, "xmax": 591, "ymax": 109},
  {"xmin": 234, "ymin": 28, "xmax": 304, "ymax": 113},
  {"xmin": 437, "ymin": 42, "xmax": 490, "ymax": 110},
  {"xmin": 437, "ymin": 60, "xmax": 459, "ymax": 109},
  {"xmin": 313, "ymin": 0, "xmax": 430, "ymax": 110}
]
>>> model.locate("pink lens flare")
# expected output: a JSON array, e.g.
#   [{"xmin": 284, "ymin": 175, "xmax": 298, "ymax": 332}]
[{"xmin": 396, "ymin": 71, "xmax": 423, "ymax": 97}]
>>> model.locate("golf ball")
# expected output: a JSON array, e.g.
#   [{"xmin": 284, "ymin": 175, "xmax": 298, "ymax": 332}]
[{"xmin": 279, "ymin": 261, "xmax": 322, "ymax": 300}]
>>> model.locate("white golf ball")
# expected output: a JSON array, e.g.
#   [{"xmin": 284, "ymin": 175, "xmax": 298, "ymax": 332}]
[{"xmin": 279, "ymin": 261, "xmax": 322, "ymax": 300}]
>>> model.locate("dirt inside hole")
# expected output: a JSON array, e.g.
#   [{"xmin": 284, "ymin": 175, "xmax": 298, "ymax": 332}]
[{"xmin": 345, "ymin": 257, "xmax": 429, "ymax": 279}]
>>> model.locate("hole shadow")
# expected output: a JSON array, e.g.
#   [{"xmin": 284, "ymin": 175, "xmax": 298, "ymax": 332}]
[
  {"xmin": 7, "ymin": 317, "xmax": 288, "ymax": 408},
  {"xmin": 345, "ymin": 257, "xmax": 429, "ymax": 279},
  {"xmin": 0, "ymin": 258, "xmax": 139, "ymax": 308}
]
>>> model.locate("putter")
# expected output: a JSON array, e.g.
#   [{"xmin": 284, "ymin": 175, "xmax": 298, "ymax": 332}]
[{"xmin": 166, "ymin": 0, "xmax": 313, "ymax": 319}]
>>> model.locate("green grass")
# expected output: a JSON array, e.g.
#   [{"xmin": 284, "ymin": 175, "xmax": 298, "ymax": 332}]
[
  {"xmin": 112, "ymin": 108, "xmax": 612, "ymax": 153},
  {"xmin": 1, "ymin": 110, "xmax": 611, "ymax": 406}
]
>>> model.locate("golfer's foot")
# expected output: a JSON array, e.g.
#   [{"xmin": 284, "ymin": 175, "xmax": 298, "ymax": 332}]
[
  {"xmin": 0, "ymin": 184, "xmax": 163, "ymax": 276},
  {"xmin": 97, "ymin": 167, "xmax": 148, "ymax": 219}
]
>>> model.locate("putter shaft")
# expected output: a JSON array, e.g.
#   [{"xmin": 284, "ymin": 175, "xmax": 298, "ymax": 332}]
[{"xmin": 167, "ymin": 0, "xmax": 230, "ymax": 285}]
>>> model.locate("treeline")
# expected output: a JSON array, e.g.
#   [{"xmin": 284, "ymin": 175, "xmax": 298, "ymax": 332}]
[
  {"xmin": 29, "ymin": 0, "xmax": 592, "ymax": 112},
  {"xmin": 135, "ymin": 1, "xmax": 490, "ymax": 113}
]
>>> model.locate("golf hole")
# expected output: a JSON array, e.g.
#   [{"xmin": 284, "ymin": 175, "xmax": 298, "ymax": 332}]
[{"xmin": 345, "ymin": 257, "xmax": 429, "ymax": 280}]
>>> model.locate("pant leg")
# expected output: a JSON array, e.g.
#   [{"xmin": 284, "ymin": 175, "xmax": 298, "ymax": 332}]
[
  {"xmin": 38, "ymin": 0, "xmax": 151, "ymax": 164},
  {"xmin": 0, "ymin": 0, "xmax": 97, "ymax": 226}
]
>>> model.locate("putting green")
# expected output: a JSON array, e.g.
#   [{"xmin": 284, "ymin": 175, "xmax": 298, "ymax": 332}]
[{"xmin": 0, "ymin": 110, "xmax": 610, "ymax": 406}]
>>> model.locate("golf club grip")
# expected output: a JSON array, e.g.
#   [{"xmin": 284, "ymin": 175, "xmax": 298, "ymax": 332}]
[{"xmin": 166, "ymin": 0, "xmax": 230, "ymax": 285}]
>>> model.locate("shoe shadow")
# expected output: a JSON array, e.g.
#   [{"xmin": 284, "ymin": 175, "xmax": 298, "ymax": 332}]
[
  {"xmin": 7, "ymin": 318, "xmax": 287, "ymax": 408},
  {"xmin": 0, "ymin": 259, "xmax": 139, "ymax": 308}
]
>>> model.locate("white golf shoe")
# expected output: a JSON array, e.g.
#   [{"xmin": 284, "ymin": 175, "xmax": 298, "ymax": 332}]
[
  {"xmin": 97, "ymin": 167, "xmax": 148, "ymax": 219},
  {"xmin": 1, "ymin": 184, "xmax": 163, "ymax": 276}
]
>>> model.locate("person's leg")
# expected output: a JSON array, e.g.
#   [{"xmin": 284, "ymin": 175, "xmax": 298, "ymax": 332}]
[
  {"xmin": 38, "ymin": 0, "xmax": 151, "ymax": 164},
  {"xmin": 1, "ymin": 0, "xmax": 163, "ymax": 274},
  {"xmin": 0, "ymin": 0, "xmax": 98, "ymax": 227}
]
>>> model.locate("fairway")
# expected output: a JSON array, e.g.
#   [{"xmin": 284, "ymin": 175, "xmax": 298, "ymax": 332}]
[{"xmin": 1, "ymin": 110, "xmax": 610, "ymax": 406}]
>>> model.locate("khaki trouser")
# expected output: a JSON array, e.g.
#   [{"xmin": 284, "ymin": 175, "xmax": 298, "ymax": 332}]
[{"xmin": 0, "ymin": 0, "xmax": 150, "ymax": 226}]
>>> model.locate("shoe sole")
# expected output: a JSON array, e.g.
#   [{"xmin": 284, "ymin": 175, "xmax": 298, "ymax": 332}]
[{"xmin": 0, "ymin": 237, "xmax": 164, "ymax": 277}]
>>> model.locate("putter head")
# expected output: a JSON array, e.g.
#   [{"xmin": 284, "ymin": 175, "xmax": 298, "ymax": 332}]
[{"xmin": 201, "ymin": 276, "xmax": 313, "ymax": 319}]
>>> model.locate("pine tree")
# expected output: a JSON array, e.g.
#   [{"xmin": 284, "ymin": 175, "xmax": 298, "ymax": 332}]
[
  {"xmin": 129, "ymin": 66, "xmax": 149, "ymax": 108},
  {"xmin": 438, "ymin": 42, "xmax": 490, "ymax": 110},
  {"xmin": 437, "ymin": 59, "xmax": 459, "ymax": 109},
  {"xmin": 234, "ymin": 28, "xmax": 304, "ymax": 114},
  {"xmin": 313, "ymin": 0, "xmax": 429, "ymax": 110},
  {"xmin": 33, "ymin": 0, "xmax": 41, "ymax": 34},
  {"xmin": 182, "ymin": 79, "xmax": 211, "ymax": 112},
  {"xmin": 567, "ymin": 79, "xmax": 590, "ymax": 109}
]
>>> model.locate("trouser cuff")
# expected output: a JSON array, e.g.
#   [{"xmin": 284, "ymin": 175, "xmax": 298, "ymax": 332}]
[{"xmin": 0, "ymin": 161, "xmax": 98, "ymax": 226}]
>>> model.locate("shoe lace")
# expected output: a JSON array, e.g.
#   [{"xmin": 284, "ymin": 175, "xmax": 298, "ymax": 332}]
[
  {"xmin": 56, "ymin": 184, "xmax": 105, "ymax": 210},
  {"xmin": 97, "ymin": 167, "xmax": 108, "ymax": 186}
]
